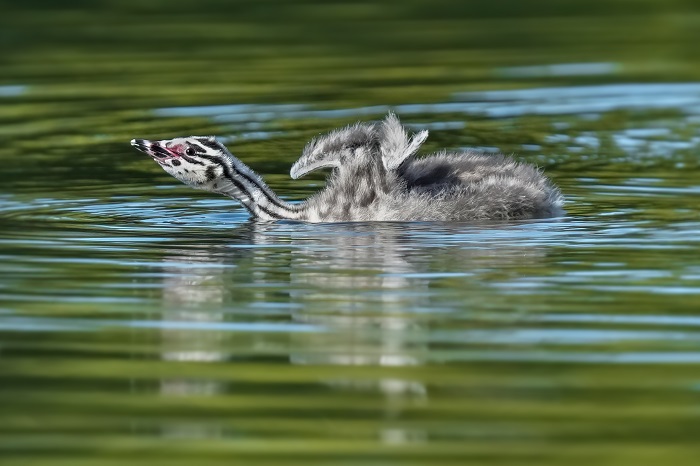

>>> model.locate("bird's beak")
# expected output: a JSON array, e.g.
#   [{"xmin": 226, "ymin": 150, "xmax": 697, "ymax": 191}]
[{"xmin": 130, "ymin": 139, "xmax": 172, "ymax": 159}]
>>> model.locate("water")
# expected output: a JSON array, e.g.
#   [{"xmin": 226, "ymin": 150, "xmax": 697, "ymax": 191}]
[{"xmin": 2, "ymin": 1, "xmax": 700, "ymax": 464}]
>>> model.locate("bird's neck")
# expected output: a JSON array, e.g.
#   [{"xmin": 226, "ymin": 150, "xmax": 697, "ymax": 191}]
[{"xmin": 215, "ymin": 155, "xmax": 306, "ymax": 221}]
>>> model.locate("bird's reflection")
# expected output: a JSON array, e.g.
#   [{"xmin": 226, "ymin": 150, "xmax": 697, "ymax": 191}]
[{"xmin": 152, "ymin": 219, "xmax": 554, "ymax": 440}]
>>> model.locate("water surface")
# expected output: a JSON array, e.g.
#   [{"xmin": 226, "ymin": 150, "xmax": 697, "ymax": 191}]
[{"xmin": 2, "ymin": 2, "xmax": 700, "ymax": 465}]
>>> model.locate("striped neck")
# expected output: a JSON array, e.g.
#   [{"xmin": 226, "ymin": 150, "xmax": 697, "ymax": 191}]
[{"xmin": 213, "ymin": 153, "xmax": 305, "ymax": 221}]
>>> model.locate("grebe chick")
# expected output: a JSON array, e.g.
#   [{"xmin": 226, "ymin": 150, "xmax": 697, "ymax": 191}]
[{"xmin": 131, "ymin": 115, "xmax": 563, "ymax": 222}]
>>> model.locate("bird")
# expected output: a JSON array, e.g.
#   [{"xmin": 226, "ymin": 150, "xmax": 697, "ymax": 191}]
[{"xmin": 130, "ymin": 113, "xmax": 564, "ymax": 222}]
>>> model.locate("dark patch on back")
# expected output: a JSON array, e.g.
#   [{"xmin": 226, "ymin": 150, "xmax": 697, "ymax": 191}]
[{"xmin": 405, "ymin": 163, "xmax": 464, "ymax": 193}]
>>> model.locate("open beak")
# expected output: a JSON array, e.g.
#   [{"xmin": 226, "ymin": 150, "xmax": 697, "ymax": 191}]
[{"xmin": 130, "ymin": 139, "xmax": 173, "ymax": 159}]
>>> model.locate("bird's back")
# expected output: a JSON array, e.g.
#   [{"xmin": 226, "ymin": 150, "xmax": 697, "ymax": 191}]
[
  {"xmin": 295, "ymin": 113, "xmax": 563, "ymax": 222},
  {"xmin": 394, "ymin": 151, "xmax": 564, "ymax": 220},
  {"xmin": 304, "ymin": 150, "xmax": 563, "ymax": 222}
]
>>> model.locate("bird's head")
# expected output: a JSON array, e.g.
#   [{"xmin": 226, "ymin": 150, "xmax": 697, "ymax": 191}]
[{"xmin": 130, "ymin": 136, "xmax": 229, "ymax": 192}]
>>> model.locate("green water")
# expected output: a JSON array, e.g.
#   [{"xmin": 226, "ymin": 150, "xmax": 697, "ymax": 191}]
[{"xmin": 2, "ymin": 1, "xmax": 700, "ymax": 464}]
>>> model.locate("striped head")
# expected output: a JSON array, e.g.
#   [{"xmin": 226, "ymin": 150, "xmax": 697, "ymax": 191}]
[
  {"xmin": 131, "ymin": 135, "xmax": 300, "ymax": 221},
  {"xmin": 131, "ymin": 136, "xmax": 228, "ymax": 191}
]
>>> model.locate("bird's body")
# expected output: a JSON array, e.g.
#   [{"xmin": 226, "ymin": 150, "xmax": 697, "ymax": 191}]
[{"xmin": 131, "ymin": 114, "xmax": 564, "ymax": 222}]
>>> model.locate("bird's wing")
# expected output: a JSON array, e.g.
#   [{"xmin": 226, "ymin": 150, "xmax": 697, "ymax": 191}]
[
  {"xmin": 379, "ymin": 113, "xmax": 428, "ymax": 171},
  {"xmin": 290, "ymin": 156, "xmax": 340, "ymax": 179},
  {"xmin": 290, "ymin": 123, "xmax": 377, "ymax": 179}
]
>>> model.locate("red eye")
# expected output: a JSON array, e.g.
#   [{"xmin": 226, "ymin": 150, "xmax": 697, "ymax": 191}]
[{"xmin": 185, "ymin": 147, "xmax": 195, "ymax": 156}]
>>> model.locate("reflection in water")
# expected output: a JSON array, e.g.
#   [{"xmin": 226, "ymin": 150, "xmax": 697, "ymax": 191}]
[
  {"xmin": 157, "ymin": 249, "xmax": 231, "ymax": 439},
  {"xmin": 154, "ymin": 221, "xmax": 553, "ymax": 441},
  {"xmin": 276, "ymin": 223, "xmax": 432, "ymax": 415},
  {"xmin": 160, "ymin": 248, "xmax": 231, "ymax": 366},
  {"xmin": 0, "ymin": 84, "xmax": 26, "ymax": 96}
]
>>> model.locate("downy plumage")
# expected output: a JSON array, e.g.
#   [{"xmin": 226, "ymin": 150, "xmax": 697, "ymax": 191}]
[{"xmin": 131, "ymin": 113, "xmax": 564, "ymax": 222}]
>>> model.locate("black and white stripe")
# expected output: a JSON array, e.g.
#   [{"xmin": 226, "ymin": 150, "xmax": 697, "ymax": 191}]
[{"xmin": 190, "ymin": 139, "xmax": 305, "ymax": 221}]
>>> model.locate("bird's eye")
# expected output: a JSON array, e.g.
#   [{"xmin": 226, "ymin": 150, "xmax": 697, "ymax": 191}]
[{"xmin": 185, "ymin": 147, "xmax": 196, "ymax": 156}]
